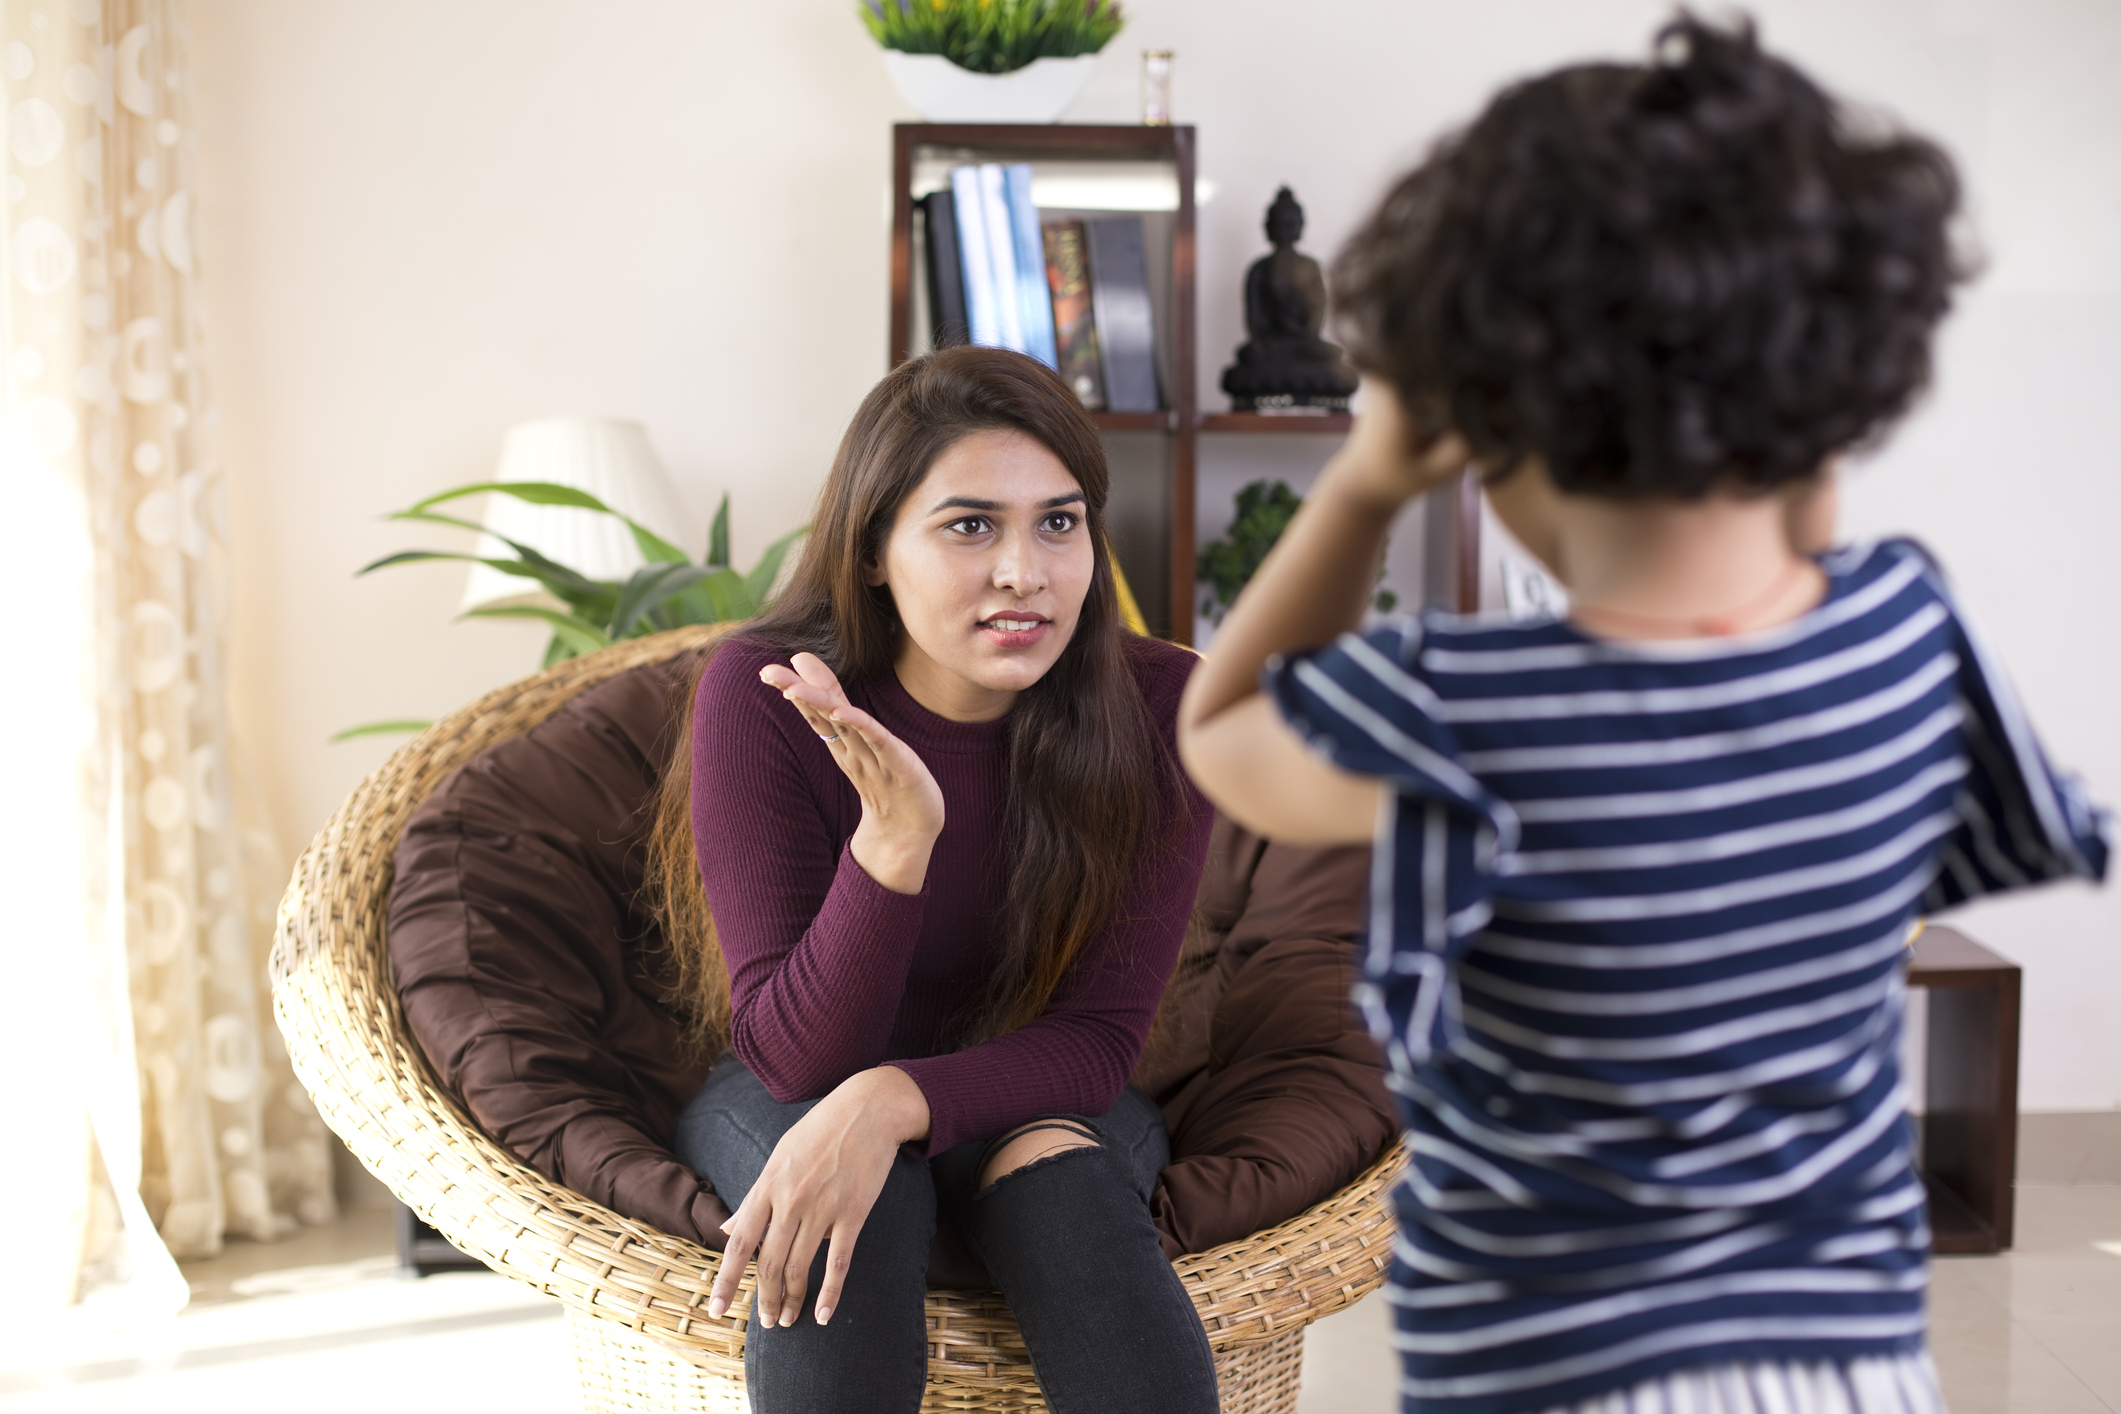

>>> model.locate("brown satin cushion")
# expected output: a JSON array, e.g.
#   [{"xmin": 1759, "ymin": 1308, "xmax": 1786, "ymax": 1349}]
[
  {"xmin": 387, "ymin": 653, "xmax": 731, "ymax": 1250},
  {"xmin": 1136, "ymin": 818, "xmax": 1395, "ymax": 1258},
  {"xmin": 387, "ymin": 656, "xmax": 1390, "ymax": 1263}
]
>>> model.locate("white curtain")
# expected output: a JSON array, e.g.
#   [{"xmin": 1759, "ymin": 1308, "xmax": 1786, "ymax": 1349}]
[{"xmin": 0, "ymin": 0, "xmax": 334, "ymax": 1307}]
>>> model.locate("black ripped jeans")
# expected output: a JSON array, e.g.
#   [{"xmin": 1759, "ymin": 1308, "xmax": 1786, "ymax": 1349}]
[{"xmin": 673, "ymin": 1056, "xmax": 1219, "ymax": 1414}]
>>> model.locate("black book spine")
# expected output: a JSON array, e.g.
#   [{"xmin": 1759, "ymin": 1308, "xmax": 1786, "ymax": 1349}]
[
  {"xmin": 920, "ymin": 190, "xmax": 971, "ymax": 349},
  {"xmin": 1085, "ymin": 216, "xmax": 1160, "ymax": 413}
]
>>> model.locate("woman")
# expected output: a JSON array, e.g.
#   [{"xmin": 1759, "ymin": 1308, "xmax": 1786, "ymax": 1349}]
[{"xmin": 645, "ymin": 346, "xmax": 1219, "ymax": 1413}]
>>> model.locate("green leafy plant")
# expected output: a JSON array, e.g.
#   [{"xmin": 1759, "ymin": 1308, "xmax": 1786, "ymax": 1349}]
[
  {"xmin": 1197, "ymin": 479, "xmax": 1397, "ymax": 627},
  {"xmin": 333, "ymin": 482, "xmax": 805, "ymax": 741},
  {"xmin": 859, "ymin": 0, "xmax": 1124, "ymax": 75}
]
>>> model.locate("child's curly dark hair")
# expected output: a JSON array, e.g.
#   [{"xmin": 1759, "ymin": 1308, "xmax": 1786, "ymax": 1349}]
[{"xmin": 1333, "ymin": 13, "xmax": 1966, "ymax": 499}]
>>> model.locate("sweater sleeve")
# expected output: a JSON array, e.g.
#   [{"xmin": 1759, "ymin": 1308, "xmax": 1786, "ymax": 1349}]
[
  {"xmin": 690, "ymin": 642, "xmax": 930, "ymax": 1102},
  {"xmin": 887, "ymin": 645, "xmax": 1215, "ymax": 1155}
]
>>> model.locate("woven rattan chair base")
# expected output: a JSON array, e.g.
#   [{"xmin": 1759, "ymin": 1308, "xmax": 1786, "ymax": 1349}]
[
  {"xmin": 566, "ymin": 1307, "xmax": 1309, "ymax": 1414},
  {"xmin": 569, "ymin": 1311, "xmax": 747, "ymax": 1414},
  {"xmin": 271, "ymin": 627, "xmax": 1400, "ymax": 1412}
]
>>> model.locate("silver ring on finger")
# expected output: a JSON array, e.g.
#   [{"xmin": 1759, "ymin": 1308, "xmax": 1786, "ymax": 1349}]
[{"xmin": 817, "ymin": 732, "xmax": 841, "ymax": 742}]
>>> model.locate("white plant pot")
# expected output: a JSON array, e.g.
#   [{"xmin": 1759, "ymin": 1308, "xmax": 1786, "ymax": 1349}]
[{"xmin": 882, "ymin": 51, "xmax": 1100, "ymax": 124}]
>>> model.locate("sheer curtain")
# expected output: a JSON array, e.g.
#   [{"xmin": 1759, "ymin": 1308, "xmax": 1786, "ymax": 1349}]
[{"xmin": 0, "ymin": 0, "xmax": 334, "ymax": 1307}]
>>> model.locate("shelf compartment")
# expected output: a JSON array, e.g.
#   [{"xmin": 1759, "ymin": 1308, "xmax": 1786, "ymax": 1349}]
[
  {"xmin": 1199, "ymin": 412, "xmax": 1351, "ymax": 435},
  {"xmin": 1094, "ymin": 411, "xmax": 1177, "ymax": 432}
]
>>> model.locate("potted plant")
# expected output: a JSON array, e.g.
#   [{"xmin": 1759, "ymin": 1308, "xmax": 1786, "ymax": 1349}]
[
  {"xmin": 861, "ymin": 0, "xmax": 1126, "ymax": 124},
  {"xmin": 334, "ymin": 482, "xmax": 804, "ymax": 741},
  {"xmin": 1198, "ymin": 479, "xmax": 1397, "ymax": 627}
]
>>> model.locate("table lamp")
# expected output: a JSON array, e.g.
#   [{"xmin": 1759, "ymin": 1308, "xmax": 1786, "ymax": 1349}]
[{"xmin": 459, "ymin": 417, "xmax": 694, "ymax": 611}]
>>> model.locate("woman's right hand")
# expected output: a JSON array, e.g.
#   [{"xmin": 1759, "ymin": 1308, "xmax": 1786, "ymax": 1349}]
[
  {"xmin": 707, "ymin": 1065, "xmax": 931, "ymax": 1330},
  {"xmin": 760, "ymin": 652, "xmax": 945, "ymax": 895}
]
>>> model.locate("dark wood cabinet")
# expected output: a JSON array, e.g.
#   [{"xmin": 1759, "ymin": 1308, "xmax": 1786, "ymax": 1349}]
[{"xmin": 1908, "ymin": 925, "xmax": 2022, "ymax": 1253}]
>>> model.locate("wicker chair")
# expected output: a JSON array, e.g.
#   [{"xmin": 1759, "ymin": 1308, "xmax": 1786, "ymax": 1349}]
[{"xmin": 270, "ymin": 627, "xmax": 1401, "ymax": 1414}]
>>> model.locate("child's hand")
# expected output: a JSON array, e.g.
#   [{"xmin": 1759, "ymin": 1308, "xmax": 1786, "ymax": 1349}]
[{"xmin": 1328, "ymin": 378, "xmax": 1471, "ymax": 506}]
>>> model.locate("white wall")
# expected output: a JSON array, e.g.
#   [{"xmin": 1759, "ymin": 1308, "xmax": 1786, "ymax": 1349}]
[{"xmin": 192, "ymin": 0, "xmax": 2120, "ymax": 1110}]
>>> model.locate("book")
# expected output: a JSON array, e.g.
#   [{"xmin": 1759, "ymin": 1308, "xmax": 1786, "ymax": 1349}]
[
  {"xmin": 1085, "ymin": 216, "xmax": 1160, "ymax": 412},
  {"xmin": 1002, "ymin": 164, "xmax": 1058, "ymax": 369},
  {"xmin": 949, "ymin": 166, "xmax": 1002, "ymax": 349},
  {"xmin": 975, "ymin": 163, "xmax": 1026, "ymax": 355},
  {"xmin": 1042, "ymin": 220, "xmax": 1104, "ymax": 409},
  {"xmin": 918, "ymin": 189, "xmax": 970, "ymax": 349}
]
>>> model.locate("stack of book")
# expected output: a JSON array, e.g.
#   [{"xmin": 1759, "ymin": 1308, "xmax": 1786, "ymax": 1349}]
[{"xmin": 919, "ymin": 162, "xmax": 1162, "ymax": 415}]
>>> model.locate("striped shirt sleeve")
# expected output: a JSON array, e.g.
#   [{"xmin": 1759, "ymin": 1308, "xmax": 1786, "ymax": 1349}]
[
  {"xmin": 1267, "ymin": 619, "xmax": 1514, "ymax": 1064},
  {"xmin": 1265, "ymin": 619, "xmax": 1511, "ymax": 833},
  {"xmin": 1886, "ymin": 542, "xmax": 2111, "ymax": 907}
]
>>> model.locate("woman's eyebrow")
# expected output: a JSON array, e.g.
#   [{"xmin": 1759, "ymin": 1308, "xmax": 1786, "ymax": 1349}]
[{"xmin": 928, "ymin": 492, "xmax": 1087, "ymax": 514}]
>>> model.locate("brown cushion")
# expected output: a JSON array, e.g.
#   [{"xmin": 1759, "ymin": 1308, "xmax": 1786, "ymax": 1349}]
[
  {"xmin": 1135, "ymin": 818, "xmax": 1395, "ymax": 1257},
  {"xmin": 388, "ymin": 652, "xmax": 730, "ymax": 1249},
  {"xmin": 388, "ymin": 655, "xmax": 1390, "ymax": 1260}
]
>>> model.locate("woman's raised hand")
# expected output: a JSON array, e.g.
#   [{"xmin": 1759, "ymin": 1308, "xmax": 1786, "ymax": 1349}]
[{"xmin": 760, "ymin": 653, "xmax": 945, "ymax": 895}]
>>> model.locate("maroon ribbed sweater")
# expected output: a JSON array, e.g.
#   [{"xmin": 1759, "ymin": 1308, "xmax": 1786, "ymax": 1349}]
[{"xmin": 690, "ymin": 633, "xmax": 1212, "ymax": 1156}]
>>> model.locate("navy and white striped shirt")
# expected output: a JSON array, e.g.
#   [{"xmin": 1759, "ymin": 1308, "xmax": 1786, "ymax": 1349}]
[{"xmin": 1268, "ymin": 540, "xmax": 2108, "ymax": 1414}]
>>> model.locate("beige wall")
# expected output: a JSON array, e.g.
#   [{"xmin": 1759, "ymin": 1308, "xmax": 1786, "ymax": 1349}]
[{"xmin": 192, "ymin": 0, "xmax": 2121, "ymax": 1109}]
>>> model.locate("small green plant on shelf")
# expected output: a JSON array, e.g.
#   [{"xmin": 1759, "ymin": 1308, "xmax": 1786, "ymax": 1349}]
[
  {"xmin": 333, "ymin": 482, "xmax": 805, "ymax": 742},
  {"xmin": 1197, "ymin": 478, "xmax": 1397, "ymax": 627},
  {"xmin": 859, "ymin": 0, "xmax": 1124, "ymax": 74}
]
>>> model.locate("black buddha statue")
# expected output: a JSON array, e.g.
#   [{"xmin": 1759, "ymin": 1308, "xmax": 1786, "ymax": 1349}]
[{"xmin": 1220, "ymin": 187, "xmax": 1358, "ymax": 413}]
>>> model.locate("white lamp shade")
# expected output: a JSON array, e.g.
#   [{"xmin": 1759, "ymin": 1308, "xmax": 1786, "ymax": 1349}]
[{"xmin": 460, "ymin": 417, "xmax": 696, "ymax": 611}]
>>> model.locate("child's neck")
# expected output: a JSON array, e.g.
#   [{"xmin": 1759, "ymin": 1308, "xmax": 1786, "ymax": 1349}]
[{"xmin": 1500, "ymin": 468, "xmax": 1827, "ymax": 642}]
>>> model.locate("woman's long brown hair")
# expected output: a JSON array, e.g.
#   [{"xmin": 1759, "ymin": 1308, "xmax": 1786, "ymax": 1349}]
[{"xmin": 644, "ymin": 346, "xmax": 1167, "ymax": 1054}]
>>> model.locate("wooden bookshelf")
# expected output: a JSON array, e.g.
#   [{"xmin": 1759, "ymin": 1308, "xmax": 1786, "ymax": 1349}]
[
  {"xmin": 889, "ymin": 123, "xmax": 1198, "ymax": 640},
  {"xmin": 1094, "ymin": 411, "xmax": 1177, "ymax": 432},
  {"xmin": 1199, "ymin": 412, "xmax": 1351, "ymax": 435},
  {"xmin": 887, "ymin": 122, "xmax": 1481, "ymax": 632}
]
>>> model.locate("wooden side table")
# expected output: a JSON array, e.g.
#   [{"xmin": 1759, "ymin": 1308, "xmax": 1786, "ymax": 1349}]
[{"xmin": 1907, "ymin": 925, "xmax": 2021, "ymax": 1253}]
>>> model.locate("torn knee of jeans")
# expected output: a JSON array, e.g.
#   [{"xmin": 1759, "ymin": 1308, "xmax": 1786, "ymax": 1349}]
[
  {"xmin": 976, "ymin": 1119, "xmax": 1102, "ymax": 1194},
  {"xmin": 974, "ymin": 1143, "xmax": 1103, "ymax": 1201}
]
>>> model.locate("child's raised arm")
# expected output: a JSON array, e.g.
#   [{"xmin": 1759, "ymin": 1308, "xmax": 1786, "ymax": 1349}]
[{"xmin": 1177, "ymin": 382, "xmax": 1468, "ymax": 843}]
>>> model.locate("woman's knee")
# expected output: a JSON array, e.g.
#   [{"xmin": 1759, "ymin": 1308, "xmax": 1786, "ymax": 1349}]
[
  {"xmin": 674, "ymin": 1056, "xmax": 815, "ymax": 1197},
  {"xmin": 977, "ymin": 1118, "xmax": 1103, "ymax": 1191}
]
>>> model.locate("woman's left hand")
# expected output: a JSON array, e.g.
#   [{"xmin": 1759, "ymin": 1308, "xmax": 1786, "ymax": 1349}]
[{"xmin": 706, "ymin": 1066, "xmax": 932, "ymax": 1329}]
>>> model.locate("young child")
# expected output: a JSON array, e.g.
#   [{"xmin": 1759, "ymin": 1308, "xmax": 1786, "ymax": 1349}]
[{"xmin": 1179, "ymin": 17, "xmax": 2108, "ymax": 1414}]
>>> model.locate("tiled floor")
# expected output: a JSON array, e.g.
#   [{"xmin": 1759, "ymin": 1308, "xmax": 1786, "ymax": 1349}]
[
  {"xmin": 3, "ymin": 1186, "xmax": 2117, "ymax": 1413},
  {"xmin": 1921, "ymin": 1186, "xmax": 2121, "ymax": 1414},
  {"xmin": 0, "ymin": 1209, "xmax": 573, "ymax": 1414}
]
